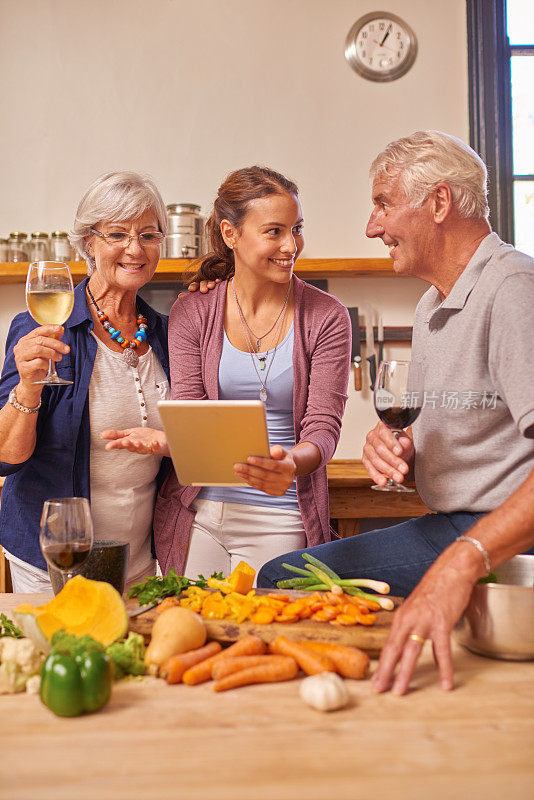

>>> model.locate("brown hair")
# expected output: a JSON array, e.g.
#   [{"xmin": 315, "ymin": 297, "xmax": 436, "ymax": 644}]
[{"xmin": 186, "ymin": 166, "xmax": 299, "ymax": 285}]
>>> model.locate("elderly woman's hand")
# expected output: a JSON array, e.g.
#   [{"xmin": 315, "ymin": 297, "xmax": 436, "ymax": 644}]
[
  {"xmin": 233, "ymin": 445, "xmax": 297, "ymax": 496},
  {"xmin": 362, "ymin": 421, "xmax": 415, "ymax": 487},
  {"xmin": 101, "ymin": 427, "xmax": 170, "ymax": 456},
  {"xmin": 13, "ymin": 325, "xmax": 70, "ymax": 390}
]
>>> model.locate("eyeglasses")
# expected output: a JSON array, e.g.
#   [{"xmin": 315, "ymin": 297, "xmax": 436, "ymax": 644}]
[{"xmin": 90, "ymin": 228, "xmax": 164, "ymax": 249}]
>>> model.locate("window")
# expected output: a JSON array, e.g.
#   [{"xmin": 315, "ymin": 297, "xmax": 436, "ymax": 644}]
[
  {"xmin": 508, "ymin": 0, "xmax": 534, "ymax": 255},
  {"xmin": 468, "ymin": 0, "xmax": 534, "ymax": 255}
]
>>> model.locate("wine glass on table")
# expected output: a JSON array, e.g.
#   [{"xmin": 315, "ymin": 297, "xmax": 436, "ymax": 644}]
[
  {"xmin": 372, "ymin": 360, "xmax": 423, "ymax": 493},
  {"xmin": 25, "ymin": 261, "xmax": 75, "ymax": 385},
  {"xmin": 40, "ymin": 498, "xmax": 94, "ymax": 584}
]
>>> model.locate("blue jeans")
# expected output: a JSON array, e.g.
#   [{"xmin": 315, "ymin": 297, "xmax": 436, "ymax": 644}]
[{"xmin": 257, "ymin": 512, "xmax": 487, "ymax": 597}]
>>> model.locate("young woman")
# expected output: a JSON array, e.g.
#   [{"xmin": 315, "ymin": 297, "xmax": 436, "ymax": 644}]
[{"xmin": 105, "ymin": 166, "xmax": 351, "ymax": 578}]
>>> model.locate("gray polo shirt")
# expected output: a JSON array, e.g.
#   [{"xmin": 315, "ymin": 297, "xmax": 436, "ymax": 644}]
[{"xmin": 411, "ymin": 232, "xmax": 534, "ymax": 512}]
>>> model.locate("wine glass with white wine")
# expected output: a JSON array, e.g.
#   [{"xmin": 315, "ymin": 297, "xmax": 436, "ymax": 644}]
[{"xmin": 25, "ymin": 261, "xmax": 75, "ymax": 385}]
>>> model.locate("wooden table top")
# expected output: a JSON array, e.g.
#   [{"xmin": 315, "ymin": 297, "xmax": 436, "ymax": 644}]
[{"xmin": 1, "ymin": 593, "xmax": 533, "ymax": 800}]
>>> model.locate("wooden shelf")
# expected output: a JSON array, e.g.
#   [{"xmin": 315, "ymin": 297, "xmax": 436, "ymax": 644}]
[{"xmin": 0, "ymin": 257, "xmax": 396, "ymax": 284}]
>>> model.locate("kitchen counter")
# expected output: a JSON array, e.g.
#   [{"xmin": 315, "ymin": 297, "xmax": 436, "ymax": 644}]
[
  {"xmin": 1, "ymin": 593, "xmax": 532, "ymax": 800},
  {"xmin": 327, "ymin": 460, "xmax": 431, "ymax": 536}
]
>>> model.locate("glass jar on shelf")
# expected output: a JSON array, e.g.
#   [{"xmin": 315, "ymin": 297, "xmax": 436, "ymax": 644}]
[
  {"xmin": 8, "ymin": 232, "xmax": 29, "ymax": 262},
  {"xmin": 50, "ymin": 231, "xmax": 73, "ymax": 262},
  {"xmin": 29, "ymin": 232, "xmax": 50, "ymax": 261},
  {"xmin": 0, "ymin": 238, "xmax": 8, "ymax": 262}
]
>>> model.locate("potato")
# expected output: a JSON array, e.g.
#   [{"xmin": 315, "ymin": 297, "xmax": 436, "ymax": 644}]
[{"xmin": 145, "ymin": 607, "xmax": 207, "ymax": 669}]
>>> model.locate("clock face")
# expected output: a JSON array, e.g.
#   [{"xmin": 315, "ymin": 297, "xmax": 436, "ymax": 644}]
[{"xmin": 345, "ymin": 12, "xmax": 417, "ymax": 82}]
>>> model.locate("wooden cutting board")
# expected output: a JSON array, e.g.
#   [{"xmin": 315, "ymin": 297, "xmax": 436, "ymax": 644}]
[{"xmin": 127, "ymin": 591, "xmax": 402, "ymax": 657}]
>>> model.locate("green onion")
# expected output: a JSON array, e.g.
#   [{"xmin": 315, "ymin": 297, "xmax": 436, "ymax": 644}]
[
  {"xmin": 304, "ymin": 563, "xmax": 337, "ymax": 589},
  {"xmin": 280, "ymin": 563, "xmax": 312, "ymax": 577},
  {"xmin": 276, "ymin": 577, "xmax": 318, "ymax": 589},
  {"xmin": 337, "ymin": 578, "xmax": 390, "ymax": 594},
  {"xmin": 302, "ymin": 553, "xmax": 341, "ymax": 581}
]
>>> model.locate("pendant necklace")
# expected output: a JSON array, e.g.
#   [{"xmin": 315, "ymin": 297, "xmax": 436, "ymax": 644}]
[
  {"xmin": 232, "ymin": 278, "xmax": 291, "ymax": 402},
  {"xmin": 232, "ymin": 279, "xmax": 291, "ymax": 367},
  {"xmin": 86, "ymin": 284, "xmax": 148, "ymax": 368}
]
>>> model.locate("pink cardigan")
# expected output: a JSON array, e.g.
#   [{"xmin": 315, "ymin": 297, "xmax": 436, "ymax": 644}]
[{"xmin": 153, "ymin": 277, "xmax": 351, "ymax": 574}]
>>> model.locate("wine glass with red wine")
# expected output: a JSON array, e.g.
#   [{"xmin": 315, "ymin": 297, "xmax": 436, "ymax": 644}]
[
  {"xmin": 40, "ymin": 498, "xmax": 94, "ymax": 582},
  {"xmin": 372, "ymin": 360, "xmax": 423, "ymax": 493}
]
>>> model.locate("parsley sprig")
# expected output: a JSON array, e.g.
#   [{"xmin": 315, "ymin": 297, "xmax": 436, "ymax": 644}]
[
  {"xmin": 0, "ymin": 613, "xmax": 24, "ymax": 638},
  {"xmin": 127, "ymin": 568, "xmax": 223, "ymax": 606}
]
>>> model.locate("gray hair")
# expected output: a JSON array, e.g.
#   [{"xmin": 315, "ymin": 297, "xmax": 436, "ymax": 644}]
[
  {"xmin": 369, "ymin": 131, "xmax": 489, "ymax": 220},
  {"xmin": 69, "ymin": 171, "xmax": 168, "ymax": 274}
]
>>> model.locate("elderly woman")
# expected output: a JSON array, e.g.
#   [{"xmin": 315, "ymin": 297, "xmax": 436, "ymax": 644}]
[{"xmin": 0, "ymin": 171, "xmax": 172, "ymax": 593}]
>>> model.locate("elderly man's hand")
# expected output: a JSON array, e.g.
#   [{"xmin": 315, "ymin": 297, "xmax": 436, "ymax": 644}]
[
  {"xmin": 362, "ymin": 421, "xmax": 415, "ymax": 486},
  {"xmin": 101, "ymin": 427, "xmax": 169, "ymax": 456},
  {"xmin": 371, "ymin": 548, "xmax": 477, "ymax": 695},
  {"xmin": 233, "ymin": 445, "xmax": 297, "ymax": 496}
]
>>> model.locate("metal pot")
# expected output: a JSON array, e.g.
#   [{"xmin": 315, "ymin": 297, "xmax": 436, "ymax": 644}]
[
  {"xmin": 455, "ymin": 554, "xmax": 534, "ymax": 660},
  {"xmin": 165, "ymin": 203, "xmax": 205, "ymax": 258}
]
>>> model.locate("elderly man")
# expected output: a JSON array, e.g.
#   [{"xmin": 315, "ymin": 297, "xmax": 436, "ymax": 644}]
[{"xmin": 257, "ymin": 130, "xmax": 534, "ymax": 694}]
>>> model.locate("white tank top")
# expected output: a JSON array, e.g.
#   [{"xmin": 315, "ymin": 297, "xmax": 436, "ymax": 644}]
[{"xmin": 89, "ymin": 334, "xmax": 170, "ymax": 584}]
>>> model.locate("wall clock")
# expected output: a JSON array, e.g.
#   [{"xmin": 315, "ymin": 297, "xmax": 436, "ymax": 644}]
[{"xmin": 344, "ymin": 12, "xmax": 418, "ymax": 82}]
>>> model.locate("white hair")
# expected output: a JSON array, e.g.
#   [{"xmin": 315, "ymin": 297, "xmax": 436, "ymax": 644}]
[
  {"xmin": 370, "ymin": 131, "xmax": 489, "ymax": 220},
  {"xmin": 69, "ymin": 171, "xmax": 168, "ymax": 275}
]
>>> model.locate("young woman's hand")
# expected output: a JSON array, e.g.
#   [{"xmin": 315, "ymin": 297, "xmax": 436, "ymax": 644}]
[
  {"xmin": 234, "ymin": 445, "xmax": 297, "ymax": 496},
  {"xmin": 101, "ymin": 427, "xmax": 169, "ymax": 456}
]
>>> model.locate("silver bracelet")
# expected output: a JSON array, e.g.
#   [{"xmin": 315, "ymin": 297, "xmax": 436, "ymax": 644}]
[
  {"xmin": 456, "ymin": 535, "xmax": 491, "ymax": 574},
  {"xmin": 8, "ymin": 387, "xmax": 41, "ymax": 415}
]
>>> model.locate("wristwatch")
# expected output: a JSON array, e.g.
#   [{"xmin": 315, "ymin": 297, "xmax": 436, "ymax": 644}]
[{"xmin": 8, "ymin": 387, "xmax": 41, "ymax": 415}]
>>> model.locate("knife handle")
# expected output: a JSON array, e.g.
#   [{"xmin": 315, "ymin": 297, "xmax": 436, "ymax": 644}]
[
  {"xmin": 367, "ymin": 356, "xmax": 377, "ymax": 391},
  {"xmin": 353, "ymin": 359, "xmax": 362, "ymax": 391}
]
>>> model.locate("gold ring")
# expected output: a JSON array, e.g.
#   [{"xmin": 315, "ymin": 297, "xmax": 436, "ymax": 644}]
[{"xmin": 408, "ymin": 633, "xmax": 427, "ymax": 645}]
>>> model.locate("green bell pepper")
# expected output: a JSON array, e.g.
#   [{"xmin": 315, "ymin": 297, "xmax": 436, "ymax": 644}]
[{"xmin": 40, "ymin": 649, "xmax": 113, "ymax": 717}]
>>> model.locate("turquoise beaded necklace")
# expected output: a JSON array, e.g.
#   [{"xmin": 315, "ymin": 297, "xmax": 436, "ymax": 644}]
[{"xmin": 86, "ymin": 284, "xmax": 148, "ymax": 367}]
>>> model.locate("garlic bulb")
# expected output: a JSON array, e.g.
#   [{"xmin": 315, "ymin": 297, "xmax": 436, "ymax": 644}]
[{"xmin": 299, "ymin": 672, "xmax": 349, "ymax": 712}]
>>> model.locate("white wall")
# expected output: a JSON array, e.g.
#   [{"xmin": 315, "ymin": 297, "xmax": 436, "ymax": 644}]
[{"xmin": 0, "ymin": 0, "xmax": 468, "ymax": 456}]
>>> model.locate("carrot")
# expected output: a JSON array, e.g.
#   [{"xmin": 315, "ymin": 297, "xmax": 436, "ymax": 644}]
[
  {"xmin": 340, "ymin": 603, "xmax": 377, "ymax": 625},
  {"xmin": 156, "ymin": 596, "xmax": 181, "ymax": 615},
  {"xmin": 269, "ymin": 636, "xmax": 336, "ymax": 675},
  {"xmin": 213, "ymin": 656, "xmax": 298, "ymax": 691},
  {"xmin": 251, "ymin": 607, "xmax": 277, "ymax": 625},
  {"xmin": 182, "ymin": 635, "xmax": 267, "ymax": 685},
  {"xmin": 212, "ymin": 655, "xmax": 292, "ymax": 681},
  {"xmin": 296, "ymin": 641, "xmax": 370, "ymax": 679},
  {"xmin": 161, "ymin": 641, "xmax": 222, "ymax": 684}
]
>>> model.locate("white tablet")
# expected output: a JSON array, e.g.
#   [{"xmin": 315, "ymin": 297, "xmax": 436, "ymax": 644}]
[{"xmin": 157, "ymin": 400, "xmax": 270, "ymax": 486}]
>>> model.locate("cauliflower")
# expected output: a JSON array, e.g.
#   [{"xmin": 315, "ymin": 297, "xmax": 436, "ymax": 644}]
[{"xmin": 0, "ymin": 637, "xmax": 45, "ymax": 694}]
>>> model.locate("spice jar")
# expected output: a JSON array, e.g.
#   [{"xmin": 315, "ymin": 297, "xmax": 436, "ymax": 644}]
[
  {"xmin": 29, "ymin": 232, "xmax": 50, "ymax": 262},
  {"xmin": 0, "ymin": 238, "xmax": 8, "ymax": 262},
  {"xmin": 50, "ymin": 231, "xmax": 73, "ymax": 262},
  {"xmin": 8, "ymin": 232, "xmax": 29, "ymax": 262}
]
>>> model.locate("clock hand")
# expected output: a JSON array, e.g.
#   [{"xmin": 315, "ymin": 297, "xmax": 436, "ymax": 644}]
[
  {"xmin": 380, "ymin": 24, "xmax": 392, "ymax": 46},
  {"xmin": 373, "ymin": 38, "xmax": 395, "ymax": 52}
]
